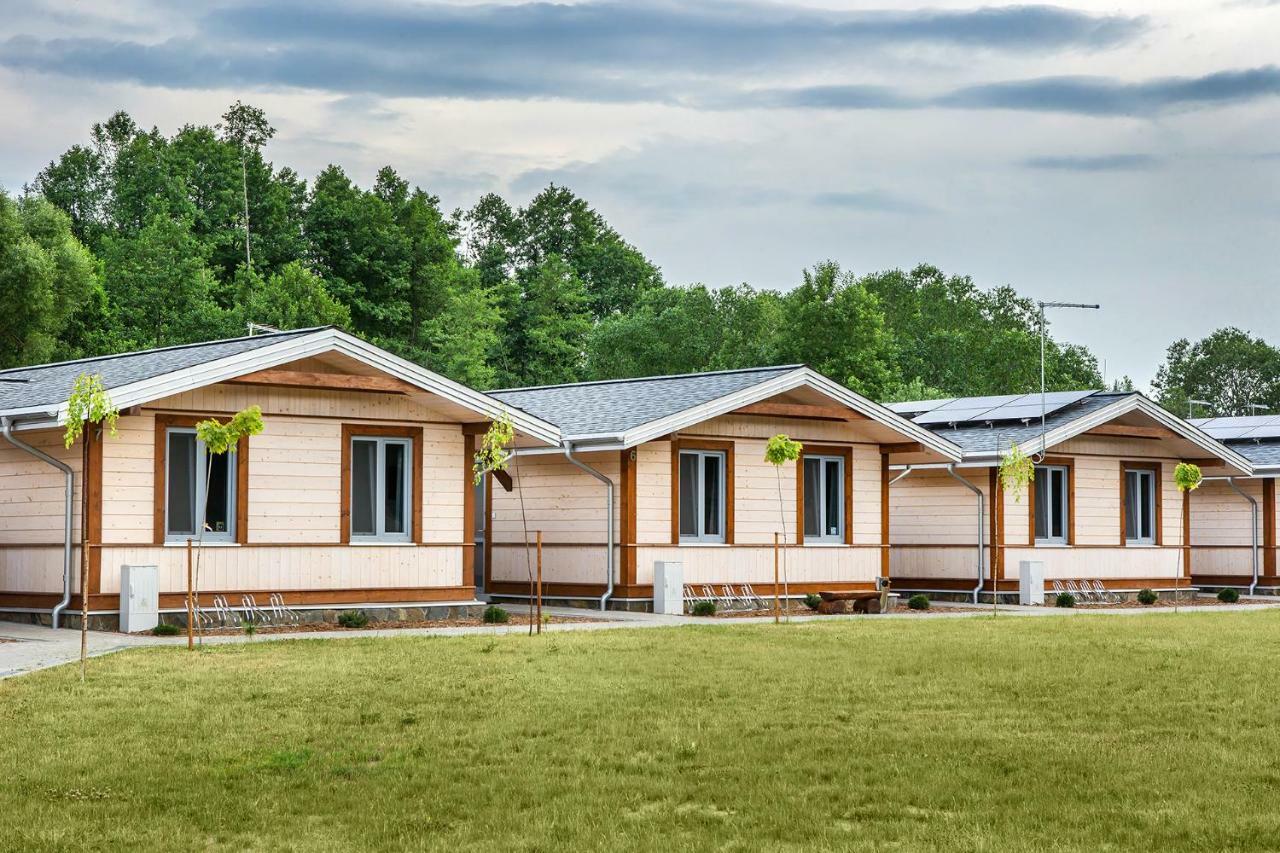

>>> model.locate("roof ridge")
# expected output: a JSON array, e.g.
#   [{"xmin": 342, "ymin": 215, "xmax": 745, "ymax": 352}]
[
  {"xmin": 491, "ymin": 364, "xmax": 805, "ymax": 395},
  {"xmin": 0, "ymin": 326, "xmax": 330, "ymax": 376}
]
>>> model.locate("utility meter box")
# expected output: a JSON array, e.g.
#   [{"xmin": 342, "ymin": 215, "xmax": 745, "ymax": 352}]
[
  {"xmin": 653, "ymin": 561, "xmax": 684, "ymax": 615},
  {"xmin": 119, "ymin": 564, "xmax": 159, "ymax": 633},
  {"xmin": 1019, "ymin": 560, "xmax": 1045, "ymax": 606}
]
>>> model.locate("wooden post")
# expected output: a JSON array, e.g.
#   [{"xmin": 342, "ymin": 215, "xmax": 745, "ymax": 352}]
[
  {"xmin": 773, "ymin": 531, "xmax": 780, "ymax": 624},
  {"xmin": 186, "ymin": 538, "xmax": 194, "ymax": 650},
  {"xmin": 536, "ymin": 530, "xmax": 543, "ymax": 634}
]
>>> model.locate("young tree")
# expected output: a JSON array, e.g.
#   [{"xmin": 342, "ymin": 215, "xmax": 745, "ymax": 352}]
[
  {"xmin": 217, "ymin": 102, "xmax": 276, "ymax": 275},
  {"xmin": 765, "ymin": 434, "xmax": 802, "ymax": 622}
]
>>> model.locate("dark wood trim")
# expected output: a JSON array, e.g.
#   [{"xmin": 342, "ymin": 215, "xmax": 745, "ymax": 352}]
[
  {"xmin": 988, "ymin": 467, "xmax": 1003, "ymax": 582},
  {"xmin": 144, "ymin": 406, "xmax": 462, "ymax": 427},
  {"xmin": 1028, "ymin": 455, "xmax": 1075, "ymax": 546},
  {"xmin": 153, "ymin": 413, "xmax": 250, "ymax": 547},
  {"xmin": 340, "ymin": 423, "xmax": 424, "ymax": 544},
  {"xmin": 0, "ymin": 585, "xmax": 478, "ymax": 612},
  {"xmin": 462, "ymin": 433, "xmax": 476, "ymax": 584},
  {"xmin": 1183, "ymin": 486, "xmax": 1192, "ymax": 577},
  {"xmin": 483, "ymin": 473, "xmax": 493, "ymax": 587},
  {"xmin": 730, "ymin": 402, "xmax": 866, "ymax": 421},
  {"xmin": 1120, "ymin": 460, "xmax": 1163, "ymax": 546},
  {"xmin": 486, "ymin": 579, "xmax": 877, "ymax": 599},
  {"xmin": 795, "ymin": 444, "xmax": 854, "ymax": 546},
  {"xmin": 1265, "ymin": 479, "xmax": 1277, "ymax": 578},
  {"xmin": 620, "ymin": 448, "xmax": 638, "ymax": 586},
  {"xmin": 880, "ymin": 453, "xmax": 890, "ymax": 578},
  {"xmin": 85, "ymin": 423, "xmax": 103, "ymax": 593},
  {"xmin": 880, "ymin": 442, "xmax": 922, "ymax": 454},
  {"xmin": 671, "ymin": 438, "xmax": 735, "ymax": 545},
  {"xmin": 1083, "ymin": 423, "xmax": 1177, "ymax": 440},
  {"xmin": 890, "ymin": 575, "xmax": 1194, "ymax": 592},
  {"xmin": 226, "ymin": 368, "xmax": 419, "ymax": 395},
  {"xmin": 461, "ymin": 421, "xmax": 491, "ymax": 436}
]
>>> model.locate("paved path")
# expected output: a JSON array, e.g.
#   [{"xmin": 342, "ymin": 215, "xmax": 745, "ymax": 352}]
[{"xmin": 3, "ymin": 598, "xmax": 1279, "ymax": 680}]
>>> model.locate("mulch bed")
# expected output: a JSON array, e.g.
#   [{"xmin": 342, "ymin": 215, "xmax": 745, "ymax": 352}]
[
  {"xmin": 130, "ymin": 613, "xmax": 607, "ymax": 636},
  {"xmin": 1067, "ymin": 596, "xmax": 1256, "ymax": 610}
]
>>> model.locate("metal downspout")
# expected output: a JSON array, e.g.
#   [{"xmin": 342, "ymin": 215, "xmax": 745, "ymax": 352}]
[
  {"xmin": 945, "ymin": 464, "xmax": 986, "ymax": 604},
  {"xmin": 1225, "ymin": 477, "xmax": 1260, "ymax": 595},
  {"xmin": 563, "ymin": 443, "xmax": 615, "ymax": 611},
  {"xmin": 1, "ymin": 416, "xmax": 74, "ymax": 628}
]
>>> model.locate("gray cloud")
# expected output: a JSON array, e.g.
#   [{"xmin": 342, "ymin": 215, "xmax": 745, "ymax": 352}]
[
  {"xmin": 811, "ymin": 190, "xmax": 932, "ymax": 213},
  {"xmin": 1022, "ymin": 153, "xmax": 1160, "ymax": 171}
]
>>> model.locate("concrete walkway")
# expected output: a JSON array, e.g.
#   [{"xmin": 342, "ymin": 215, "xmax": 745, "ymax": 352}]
[{"xmin": 4, "ymin": 597, "xmax": 1279, "ymax": 680}]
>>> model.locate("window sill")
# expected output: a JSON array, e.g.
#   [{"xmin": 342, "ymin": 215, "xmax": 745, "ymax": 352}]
[
  {"xmin": 348, "ymin": 541, "xmax": 417, "ymax": 547},
  {"xmin": 163, "ymin": 541, "xmax": 239, "ymax": 548},
  {"xmin": 803, "ymin": 542, "xmax": 848, "ymax": 548},
  {"xmin": 1033, "ymin": 542, "xmax": 1070, "ymax": 548},
  {"xmin": 677, "ymin": 542, "xmax": 730, "ymax": 548},
  {"xmin": 1125, "ymin": 543, "xmax": 1159, "ymax": 548}
]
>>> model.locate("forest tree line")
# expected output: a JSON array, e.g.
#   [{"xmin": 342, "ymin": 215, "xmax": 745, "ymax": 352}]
[{"xmin": 0, "ymin": 103, "xmax": 1271, "ymax": 415}]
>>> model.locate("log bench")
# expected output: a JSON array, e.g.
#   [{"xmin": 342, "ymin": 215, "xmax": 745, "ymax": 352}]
[{"xmin": 817, "ymin": 590, "xmax": 882, "ymax": 615}]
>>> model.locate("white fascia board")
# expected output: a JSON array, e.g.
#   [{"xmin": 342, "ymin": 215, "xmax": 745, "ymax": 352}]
[
  {"xmin": 34, "ymin": 329, "xmax": 562, "ymax": 446},
  {"xmin": 990, "ymin": 395, "xmax": 1253, "ymax": 473},
  {"xmin": 596, "ymin": 367, "xmax": 962, "ymax": 460}
]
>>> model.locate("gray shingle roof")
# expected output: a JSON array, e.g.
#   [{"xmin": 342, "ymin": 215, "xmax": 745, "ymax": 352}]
[
  {"xmin": 0, "ymin": 327, "xmax": 324, "ymax": 415},
  {"xmin": 491, "ymin": 365, "xmax": 802, "ymax": 438},
  {"xmin": 917, "ymin": 391, "xmax": 1130, "ymax": 454},
  {"xmin": 1220, "ymin": 439, "xmax": 1280, "ymax": 469}
]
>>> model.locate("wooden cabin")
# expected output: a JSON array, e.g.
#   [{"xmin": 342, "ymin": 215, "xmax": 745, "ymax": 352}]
[{"xmin": 0, "ymin": 327, "xmax": 560, "ymax": 629}]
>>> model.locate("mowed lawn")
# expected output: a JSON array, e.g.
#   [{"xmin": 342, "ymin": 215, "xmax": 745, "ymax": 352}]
[{"xmin": 5, "ymin": 613, "xmax": 1280, "ymax": 851}]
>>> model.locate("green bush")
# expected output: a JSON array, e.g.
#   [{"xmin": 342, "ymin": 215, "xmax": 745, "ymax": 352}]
[
  {"xmin": 151, "ymin": 623, "xmax": 180, "ymax": 636},
  {"xmin": 1055, "ymin": 593, "xmax": 1076, "ymax": 609},
  {"xmin": 803, "ymin": 593, "xmax": 822, "ymax": 611},
  {"xmin": 482, "ymin": 605, "xmax": 509, "ymax": 624},
  {"xmin": 1217, "ymin": 587, "xmax": 1240, "ymax": 604},
  {"xmin": 691, "ymin": 600, "xmax": 717, "ymax": 617},
  {"xmin": 337, "ymin": 609, "xmax": 369, "ymax": 629},
  {"xmin": 1136, "ymin": 588, "xmax": 1158, "ymax": 606},
  {"xmin": 241, "ymin": 620, "xmax": 257, "ymax": 636},
  {"xmin": 907, "ymin": 594, "xmax": 930, "ymax": 611}
]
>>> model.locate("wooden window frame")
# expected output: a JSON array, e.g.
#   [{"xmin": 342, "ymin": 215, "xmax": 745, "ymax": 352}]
[
  {"xmin": 796, "ymin": 444, "xmax": 854, "ymax": 546},
  {"xmin": 1028, "ymin": 456, "xmax": 1075, "ymax": 547},
  {"xmin": 340, "ymin": 424, "xmax": 424, "ymax": 544},
  {"xmin": 1120, "ymin": 461, "xmax": 1163, "ymax": 546},
  {"xmin": 670, "ymin": 438, "xmax": 734, "ymax": 545},
  {"xmin": 153, "ymin": 414, "xmax": 249, "ymax": 546}
]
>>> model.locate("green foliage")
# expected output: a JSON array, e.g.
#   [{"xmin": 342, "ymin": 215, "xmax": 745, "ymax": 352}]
[
  {"xmin": 240, "ymin": 621, "xmax": 257, "ymax": 636},
  {"xmin": 998, "ymin": 443, "xmax": 1035, "ymax": 503},
  {"xmin": 1055, "ymin": 593, "xmax": 1076, "ymax": 609},
  {"xmin": 63, "ymin": 373, "xmax": 119, "ymax": 448},
  {"xmin": 195, "ymin": 406, "xmax": 264, "ymax": 456},
  {"xmin": 908, "ymin": 594, "xmax": 930, "ymax": 611},
  {"xmin": 1154, "ymin": 328, "xmax": 1280, "ymax": 417},
  {"xmin": 764, "ymin": 434, "xmax": 802, "ymax": 467},
  {"xmin": 239, "ymin": 261, "xmax": 350, "ymax": 331},
  {"xmin": 482, "ymin": 605, "xmax": 510, "ymax": 625},
  {"xmin": 803, "ymin": 593, "xmax": 822, "ymax": 611},
  {"xmin": 1217, "ymin": 588, "xmax": 1240, "ymax": 604},
  {"xmin": 472, "ymin": 413, "xmax": 515, "ymax": 486},
  {"xmin": 1174, "ymin": 463, "xmax": 1203, "ymax": 493},
  {"xmin": 337, "ymin": 610, "xmax": 370, "ymax": 629},
  {"xmin": 1137, "ymin": 588, "xmax": 1158, "ymax": 605},
  {"xmin": 151, "ymin": 623, "xmax": 180, "ymax": 636},
  {"xmin": 691, "ymin": 600, "xmax": 717, "ymax": 617}
]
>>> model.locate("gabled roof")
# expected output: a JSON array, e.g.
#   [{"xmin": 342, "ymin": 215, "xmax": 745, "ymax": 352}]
[
  {"xmin": 0, "ymin": 327, "xmax": 561, "ymax": 445},
  {"xmin": 1190, "ymin": 415, "xmax": 1280, "ymax": 474},
  {"xmin": 491, "ymin": 365, "xmax": 962, "ymax": 459},
  {"xmin": 914, "ymin": 390, "xmax": 1252, "ymax": 471}
]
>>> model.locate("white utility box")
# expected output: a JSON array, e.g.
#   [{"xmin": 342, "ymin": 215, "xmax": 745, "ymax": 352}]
[
  {"xmin": 1019, "ymin": 560, "xmax": 1045, "ymax": 606},
  {"xmin": 119, "ymin": 564, "xmax": 159, "ymax": 633},
  {"xmin": 653, "ymin": 561, "xmax": 684, "ymax": 615}
]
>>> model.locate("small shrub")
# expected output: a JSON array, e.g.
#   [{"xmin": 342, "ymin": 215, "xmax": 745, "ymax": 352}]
[
  {"xmin": 691, "ymin": 600, "xmax": 717, "ymax": 617},
  {"xmin": 482, "ymin": 605, "xmax": 509, "ymax": 624},
  {"xmin": 1055, "ymin": 592, "xmax": 1076, "ymax": 609},
  {"xmin": 151, "ymin": 623, "xmax": 179, "ymax": 636},
  {"xmin": 1136, "ymin": 588, "xmax": 1158, "ymax": 606},
  {"xmin": 337, "ymin": 609, "xmax": 369, "ymax": 629},
  {"xmin": 907, "ymin": 594, "xmax": 930, "ymax": 611},
  {"xmin": 803, "ymin": 593, "xmax": 822, "ymax": 611},
  {"xmin": 1217, "ymin": 587, "xmax": 1240, "ymax": 604},
  {"xmin": 240, "ymin": 620, "xmax": 257, "ymax": 636}
]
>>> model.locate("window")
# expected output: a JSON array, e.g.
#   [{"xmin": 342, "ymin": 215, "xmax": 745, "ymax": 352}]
[
  {"xmin": 679, "ymin": 449, "xmax": 726, "ymax": 542},
  {"xmin": 1124, "ymin": 468, "xmax": 1157, "ymax": 545},
  {"xmin": 350, "ymin": 436, "xmax": 413, "ymax": 541},
  {"xmin": 803, "ymin": 455, "xmax": 845, "ymax": 542},
  {"xmin": 1034, "ymin": 465, "xmax": 1069, "ymax": 544},
  {"xmin": 165, "ymin": 427, "xmax": 236, "ymax": 542}
]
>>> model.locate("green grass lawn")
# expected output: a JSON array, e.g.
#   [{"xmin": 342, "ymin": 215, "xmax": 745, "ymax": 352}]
[{"xmin": 4, "ymin": 613, "xmax": 1280, "ymax": 851}]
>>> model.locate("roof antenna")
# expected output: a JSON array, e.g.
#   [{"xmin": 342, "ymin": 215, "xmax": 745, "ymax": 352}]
[
  {"xmin": 1187, "ymin": 399, "xmax": 1211, "ymax": 419},
  {"xmin": 247, "ymin": 322, "xmax": 281, "ymax": 337},
  {"xmin": 1037, "ymin": 301, "xmax": 1100, "ymax": 463}
]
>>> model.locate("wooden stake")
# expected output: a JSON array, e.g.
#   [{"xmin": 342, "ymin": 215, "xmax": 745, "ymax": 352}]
[
  {"xmin": 773, "ymin": 531, "xmax": 780, "ymax": 624},
  {"xmin": 186, "ymin": 538, "xmax": 194, "ymax": 650},
  {"xmin": 536, "ymin": 530, "xmax": 543, "ymax": 634}
]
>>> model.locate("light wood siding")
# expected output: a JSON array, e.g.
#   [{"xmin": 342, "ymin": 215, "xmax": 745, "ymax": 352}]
[
  {"xmin": 248, "ymin": 417, "xmax": 341, "ymax": 543},
  {"xmin": 1003, "ymin": 547, "xmax": 1182, "ymax": 583},
  {"xmin": 101, "ymin": 413, "xmax": 154, "ymax": 544},
  {"xmin": 0, "ymin": 428, "xmax": 82, "ymax": 593},
  {"xmin": 149, "ymin": 382, "xmax": 455, "ymax": 422},
  {"xmin": 889, "ymin": 468, "xmax": 991, "ymax": 544},
  {"xmin": 1189, "ymin": 478, "xmax": 1263, "ymax": 577},
  {"xmin": 635, "ymin": 545, "xmax": 879, "ymax": 586}
]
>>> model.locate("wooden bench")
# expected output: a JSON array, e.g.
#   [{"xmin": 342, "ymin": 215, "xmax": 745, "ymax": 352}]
[{"xmin": 817, "ymin": 590, "xmax": 883, "ymax": 615}]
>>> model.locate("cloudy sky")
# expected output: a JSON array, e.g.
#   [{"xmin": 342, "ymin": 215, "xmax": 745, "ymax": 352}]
[{"xmin": 2, "ymin": 0, "xmax": 1278, "ymax": 387}]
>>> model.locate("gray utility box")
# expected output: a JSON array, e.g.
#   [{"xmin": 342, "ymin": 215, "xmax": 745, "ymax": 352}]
[
  {"xmin": 653, "ymin": 561, "xmax": 684, "ymax": 615},
  {"xmin": 119, "ymin": 564, "xmax": 159, "ymax": 633},
  {"xmin": 1019, "ymin": 560, "xmax": 1045, "ymax": 606}
]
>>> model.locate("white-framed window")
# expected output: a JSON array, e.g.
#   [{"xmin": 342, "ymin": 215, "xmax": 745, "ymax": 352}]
[
  {"xmin": 1124, "ymin": 468, "xmax": 1157, "ymax": 545},
  {"xmin": 165, "ymin": 427, "xmax": 236, "ymax": 542},
  {"xmin": 803, "ymin": 455, "xmax": 845, "ymax": 542},
  {"xmin": 679, "ymin": 449, "xmax": 726, "ymax": 543},
  {"xmin": 1034, "ymin": 465, "xmax": 1069, "ymax": 545},
  {"xmin": 350, "ymin": 436, "xmax": 413, "ymax": 541}
]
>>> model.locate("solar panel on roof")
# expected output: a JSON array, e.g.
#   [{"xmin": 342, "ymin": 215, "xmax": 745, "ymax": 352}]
[
  {"xmin": 1242, "ymin": 424, "xmax": 1280, "ymax": 440},
  {"xmin": 980, "ymin": 404, "xmax": 1055, "ymax": 423},
  {"xmin": 1200, "ymin": 426, "xmax": 1255, "ymax": 440},
  {"xmin": 915, "ymin": 407, "xmax": 997, "ymax": 425},
  {"xmin": 886, "ymin": 398, "xmax": 954, "ymax": 415},
  {"xmin": 932, "ymin": 394, "xmax": 1022, "ymax": 411}
]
